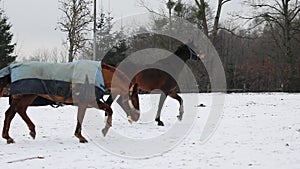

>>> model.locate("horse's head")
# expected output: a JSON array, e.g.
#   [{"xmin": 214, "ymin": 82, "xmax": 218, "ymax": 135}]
[{"xmin": 174, "ymin": 44, "xmax": 200, "ymax": 62}]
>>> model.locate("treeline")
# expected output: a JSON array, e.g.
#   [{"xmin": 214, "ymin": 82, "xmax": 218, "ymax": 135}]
[
  {"xmin": 97, "ymin": 26, "xmax": 300, "ymax": 92},
  {"xmin": 100, "ymin": 0, "xmax": 300, "ymax": 92},
  {"xmin": 215, "ymin": 28, "xmax": 300, "ymax": 92},
  {"xmin": 1, "ymin": 0, "xmax": 299, "ymax": 92}
]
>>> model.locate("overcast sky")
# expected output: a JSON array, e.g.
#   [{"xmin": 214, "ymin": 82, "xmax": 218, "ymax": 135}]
[{"xmin": 2, "ymin": 0, "xmax": 242, "ymax": 59}]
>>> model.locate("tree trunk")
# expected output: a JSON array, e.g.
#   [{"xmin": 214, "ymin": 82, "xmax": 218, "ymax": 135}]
[
  {"xmin": 211, "ymin": 0, "xmax": 223, "ymax": 45},
  {"xmin": 282, "ymin": 0, "xmax": 296, "ymax": 90},
  {"xmin": 195, "ymin": 0, "xmax": 209, "ymax": 36}
]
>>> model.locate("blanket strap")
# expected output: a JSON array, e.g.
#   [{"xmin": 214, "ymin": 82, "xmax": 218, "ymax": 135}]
[{"xmin": 40, "ymin": 80, "xmax": 65, "ymax": 108}]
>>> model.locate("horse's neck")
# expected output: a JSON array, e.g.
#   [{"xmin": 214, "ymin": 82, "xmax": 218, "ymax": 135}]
[
  {"xmin": 153, "ymin": 54, "xmax": 186, "ymax": 77},
  {"xmin": 158, "ymin": 54, "xmax": 186, "ymax": 67},
  {"xmin": 162, "ymin": 52, "xmax": 189, "ymax": 62}
]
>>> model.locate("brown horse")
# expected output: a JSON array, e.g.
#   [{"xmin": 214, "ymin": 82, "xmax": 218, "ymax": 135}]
[
  {"xmin": 0, "ymin": 62, "xmax": 140, "ymax": 144},
  {"xmin": 116, "ymin": 43, "xmax": 200, "ymax": 126}
]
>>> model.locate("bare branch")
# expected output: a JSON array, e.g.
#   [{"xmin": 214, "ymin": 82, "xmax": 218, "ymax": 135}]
[
  {"xmin": 137, "ymin": 0, "xmax": 165, "ymax": 17},
  {"xmin": 221, "ymin": 0, "xmax": 231, "ymax": 6},
  {"xmin": 290, "ymin": 6, "xmax": 300, "ymax": 21},
  {"xmin": 251, "ymin": 3, "xmax": 284, "ymax": 15},
  {"xmin": 218, "ymin": 26, "xmax": 255, "ymax": 39}
]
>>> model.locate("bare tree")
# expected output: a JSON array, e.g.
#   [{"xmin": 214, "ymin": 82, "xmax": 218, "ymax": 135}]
[
  {"xmin": 194, "ymin": 0, "xmax": 232, "ymax": 44},
  {"xmin": 58, "ymin": 0, "xmax": 92, "ymax": 62},
  {"xmin": 26, "ymin": 48, "xmax": 67, "ymax": 63}
]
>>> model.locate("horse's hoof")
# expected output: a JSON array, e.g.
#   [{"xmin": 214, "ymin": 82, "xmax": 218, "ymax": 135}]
[
  {"xmin": 102, "ymin": 128, "xmax": 108, "ymax": 137},
  {"xmin": 177, "ymin": 115, "xmax": 183, "ymax": 121},
  {"xmin": 7, "ymin": 138, "xmax": 15, "ymax": 144},
  {"xmin": 79, "ymin": 139, "xmax": 88, "ymax": 143},
  {"xmin": 29, "ymin": 131, "xmax": 36, "ymax": 139},
  {"xmin": 128, "ymin": 116, "xmax": 133, "ymax": 124},
  {"xmin": 157, "ymin": 121, "xmax": 164, "ymax": 126}
]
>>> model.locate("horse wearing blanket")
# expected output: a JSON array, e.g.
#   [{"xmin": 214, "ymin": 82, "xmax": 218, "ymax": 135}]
[{"xmin": 0, "ymin": 61, "xmax": 140, "ymax": 143}]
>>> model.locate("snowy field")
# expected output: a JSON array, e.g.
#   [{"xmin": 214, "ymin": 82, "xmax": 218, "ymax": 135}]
[{"xmin": 0, "ymin": 93, "xmax": 299, "ymax": 169}]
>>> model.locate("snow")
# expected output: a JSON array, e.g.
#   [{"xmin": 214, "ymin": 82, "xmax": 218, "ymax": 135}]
[{"xmin": 0, "ymin": 93, "xmax": 300, "ymax": 169}]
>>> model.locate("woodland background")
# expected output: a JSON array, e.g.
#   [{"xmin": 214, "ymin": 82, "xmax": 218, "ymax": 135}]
[{"xmin": 1, "ymin": 0, "xmax": 299, "ymax": 92}]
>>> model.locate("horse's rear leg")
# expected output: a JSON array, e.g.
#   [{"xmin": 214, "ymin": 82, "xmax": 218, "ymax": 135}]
[
  {"xmin": 2, "ymin": 99, "xmax": 19, "ymax": 144},
  {"xmin": 155, "ymin": 93, "xmax": 167, "ymax": 126},
  {"xmin": 98, "ymin": 101, "xmax": 113, "ymax": 136},
  {"xmin": 74, "ymin": 104, "xmax": 88, "ymax": 143},
  {"xmin": 169, "ymin": 91, "xmax": 184, "ymax": 121}
]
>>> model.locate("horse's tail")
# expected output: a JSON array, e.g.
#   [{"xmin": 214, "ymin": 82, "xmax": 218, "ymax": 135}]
[
  {"xmin": 0, "ymin": 75, "xmax": 11, "ymax": 97},
  {"xmin": 0, "ymin": 66, "xmax": 11, "ymax": 97}
]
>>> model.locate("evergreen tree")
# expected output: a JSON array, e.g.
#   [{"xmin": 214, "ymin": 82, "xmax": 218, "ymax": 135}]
[
  {"xmin": 0, "ymin": 11, "xmax": 16, "ymax": 69},
  {"xmin": 102, "ymin": 38, "xmax": 129, "ymax": 66}
]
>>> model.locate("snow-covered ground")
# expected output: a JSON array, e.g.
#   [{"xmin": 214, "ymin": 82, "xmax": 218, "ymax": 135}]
[{"xmin": 0, "ymin": 93, "xmax": 299, "ymax": 169}]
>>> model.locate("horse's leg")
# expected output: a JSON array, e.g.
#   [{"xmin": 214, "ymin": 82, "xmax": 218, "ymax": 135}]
[
  {"xmin": 104, "ymin": 94, "xmax": 114, "ymax": 118},
  {"xmin": 105, "ymin": 94, "xmax": 114, "ymax": 106},
  {"xmin": 155, "ymin": 92, "xmax": 167, "ymax": 126},
  {"xmin": 168, "ymin": 91, "xmax": 184, "ymax": 121},
  {"xmin": 16, "ymin": 95, "xmax": 37, "ymax": 139},
  {"xmin": 2, "ymin": 98, "xmax": 19, "ymax": 144},
  {"xmin": 98, "ymin": 101, "xmax": 113, "ymax": 137},
  {"xmin": 74, "ymin": 104, "xmax": 88, "ymax": 143}
]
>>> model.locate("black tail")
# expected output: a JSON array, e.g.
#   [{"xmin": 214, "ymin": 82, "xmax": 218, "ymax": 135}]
[
  {"xmin": 0, "ymin": 75, "xmax": 11, "ymax": 97},
  {"xmin": 0, "ymin": 65, "xmax": 11, "ymax": 97}
]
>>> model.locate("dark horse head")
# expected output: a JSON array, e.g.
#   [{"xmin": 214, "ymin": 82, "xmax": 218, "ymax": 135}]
[{"xmin": 174, "ymin": 43, "xmax": 200, "ymax": 62}]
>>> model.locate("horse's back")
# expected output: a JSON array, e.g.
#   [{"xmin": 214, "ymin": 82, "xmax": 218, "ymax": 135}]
[{"xmin": 9, "ymin": 61, "xmax": 106, "ymax": 102}]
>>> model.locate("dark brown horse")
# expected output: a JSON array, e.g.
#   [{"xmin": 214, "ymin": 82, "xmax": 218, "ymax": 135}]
[
  {"xmin": 0, "ymin": 62, "xmax": 140, "ymax": 144},
  {"xmin": 116, "ymin": 43, "xmax": 200, "ymax": 126}
]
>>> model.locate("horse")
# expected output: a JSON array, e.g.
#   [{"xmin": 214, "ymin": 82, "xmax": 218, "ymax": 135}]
[
  {"xmin": 114, "ymin": 43, "xmax": 200, "ymax": 126},
  {"xmin": 0, "ymin": 62, "xmax": 140, "ymax": 144}
]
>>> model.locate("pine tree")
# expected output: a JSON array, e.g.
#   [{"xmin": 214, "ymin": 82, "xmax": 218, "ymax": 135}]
[{"xmin": 0, "ymin": 11, "xmax": 16, "ymax": 69}]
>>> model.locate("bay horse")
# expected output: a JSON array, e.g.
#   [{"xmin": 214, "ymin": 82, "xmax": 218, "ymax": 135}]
[
  {"xmin": 114, "ymin": 43, "xmax": 200, "ymax": 126},
  {"xmin": 0, "ymin": 62, "xmax": 140, "ymax": 144}
]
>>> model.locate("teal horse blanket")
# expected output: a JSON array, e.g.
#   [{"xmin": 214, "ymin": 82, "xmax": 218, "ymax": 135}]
[
  {"xmin": 0, "ymin": 66, "xmax": 10, "ymax": 79},
  {"xmin": 3, "ymin": 60, "xmax": 106, "ymax": 104}
]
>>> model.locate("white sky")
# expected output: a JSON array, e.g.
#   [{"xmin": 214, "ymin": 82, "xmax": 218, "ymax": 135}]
[{"xmin": 1, "ymin": 0, "xmax": 242, "ymax": 58}]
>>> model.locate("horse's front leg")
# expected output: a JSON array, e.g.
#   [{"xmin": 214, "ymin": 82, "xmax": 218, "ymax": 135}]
[
  {"xmin": 2, "ymin": 98, "xmax": 19, "ymax": 144},
  {"xmin": 169, "ymin": 91, "xmax": 184, "ymax": 121},
  {"xmin": 74, "ymin": 104, "xmax": 88, "ymax": 143},
  {"xmin": 97, "ymin": 100, "xmax": 113, "ymax": 136},
  {"xmin": 104, "ymin": 94, "xmax": 115, "ymax": 118}
]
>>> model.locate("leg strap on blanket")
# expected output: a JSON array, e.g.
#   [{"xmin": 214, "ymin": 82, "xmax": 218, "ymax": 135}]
[{"xmin": 40, "ymin": 80, "xmax": 67, "ymax": 108}]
